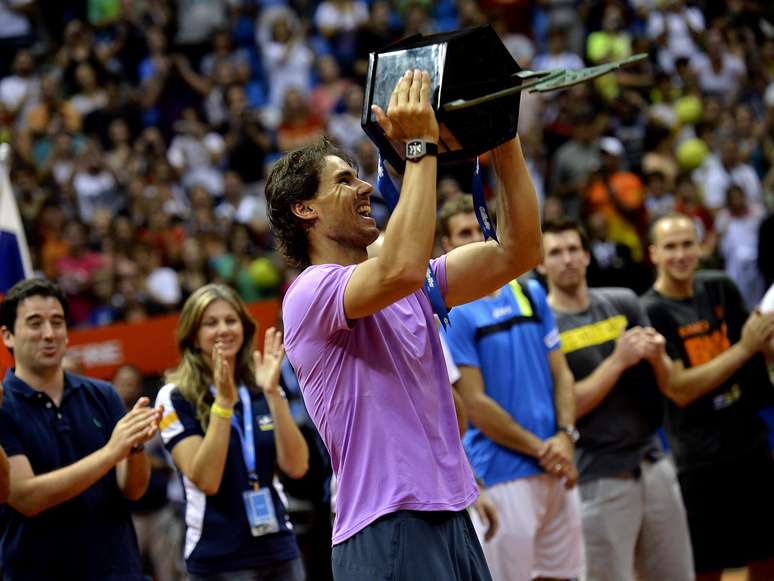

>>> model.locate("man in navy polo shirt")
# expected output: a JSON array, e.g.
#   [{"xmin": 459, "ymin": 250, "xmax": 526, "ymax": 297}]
[{"xmin": 0, "ymin": 278, "xmax": 163, "ymax": 580}]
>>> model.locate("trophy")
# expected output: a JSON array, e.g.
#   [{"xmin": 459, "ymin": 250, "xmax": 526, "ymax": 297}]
[
  {"xmin": 361, "ymin": 25, "xmax": 645, "ymax": 172},
  {"xmin": 360, "ymin": 26, "xmax": 644, "ymax": 328}
]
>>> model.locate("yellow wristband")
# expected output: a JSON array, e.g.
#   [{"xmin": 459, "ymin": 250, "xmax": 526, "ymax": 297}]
[{"xmin": 210, "ymin": 403, "xmax": 234, "ymax": 419}]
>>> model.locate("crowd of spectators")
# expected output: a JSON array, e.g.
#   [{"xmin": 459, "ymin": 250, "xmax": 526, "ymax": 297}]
[
  {"xmin": 1, "ymin": 0, "xmax": 773, "ymax": 579},
  {"xmin": 1, "ymin": 0, "xmax": 773, "ymax": 328}
]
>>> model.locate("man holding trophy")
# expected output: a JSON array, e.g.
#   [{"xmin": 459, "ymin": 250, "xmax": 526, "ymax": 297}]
[{"xmin": 266, "ymin": 61, "xmax": 540, "ymax": 578}]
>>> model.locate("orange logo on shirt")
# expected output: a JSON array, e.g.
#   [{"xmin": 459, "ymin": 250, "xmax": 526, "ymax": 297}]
[{"xmin": 680, "ymin": 321, "xmax": 731, "ymax": 367}]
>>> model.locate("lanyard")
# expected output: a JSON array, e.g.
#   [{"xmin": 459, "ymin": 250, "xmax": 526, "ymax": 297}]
[
  {"xmin": 230, "ymin": 386, "xmax": 259, "ymax": 489},
  {"xmin": 473, "ymin": 157, "xmax": 498, "ymax": 242},
  {"xmin": 377, "ymin": 155, "xmax": 450, "ymax": 328}
]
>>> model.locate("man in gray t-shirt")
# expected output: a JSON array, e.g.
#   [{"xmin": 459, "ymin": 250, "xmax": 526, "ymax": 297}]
[{"xmin": 538, "ymin": 218, "xmax": 693, "ymax": 581}]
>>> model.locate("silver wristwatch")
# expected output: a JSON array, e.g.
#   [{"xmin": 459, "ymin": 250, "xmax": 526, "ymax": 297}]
[
  {"xmin": 559, "ymin": 424, "xmax": 580, "ymax": 443},
  {"xmin": 405, "ymin": 139, "xmax": 438, "ymax": 162}
]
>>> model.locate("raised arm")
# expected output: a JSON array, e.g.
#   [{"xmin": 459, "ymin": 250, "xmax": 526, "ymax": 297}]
[
  {"xmin": 255, "ymin": 328, "xmax": 308, "ymax": 479},
  {"xmin": 343, "ymin": 69, "xmax": 440, "ymax": 319},
  {"xmin": 169, "ymin": 344, "xmax": 237, "ymax": 496},
  {"xmin": 662, "ymin": 311, "xmax": 774, "ymax": 408},
  {"xmin": 444, "ymin": 137, "xmax": 542, "ymax": 307},
  {"xmin": 115, "ymin": 397, "xmax": 162, "ymax": 500}
]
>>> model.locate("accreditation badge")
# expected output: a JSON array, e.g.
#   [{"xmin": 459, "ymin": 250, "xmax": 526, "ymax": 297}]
[{"xmin": 242, "ymin": 488, "xmax": 280, "ymax": 537}]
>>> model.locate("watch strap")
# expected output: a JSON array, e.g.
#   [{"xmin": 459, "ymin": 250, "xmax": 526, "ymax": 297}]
[{"xmin": 405, "ymin": 139, "xmax": 438, "ymax": 161}]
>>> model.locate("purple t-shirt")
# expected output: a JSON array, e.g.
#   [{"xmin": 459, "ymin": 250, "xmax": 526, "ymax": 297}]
[{"xmin": 283, "ymin": 256, "xmax": 478, "ymax": 544}]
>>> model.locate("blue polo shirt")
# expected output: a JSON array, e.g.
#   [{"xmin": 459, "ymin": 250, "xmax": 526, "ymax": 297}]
[
  {"xmin": 0, "ymin": 370, "xmax": 142, "ymax": 580},
  {"xmin": 445, "ymin": 279, "xmax": 560, "ymax": 487},
  {"xmin": 156, "ymin": 384, "xmax": 299, "ymax": 576}
]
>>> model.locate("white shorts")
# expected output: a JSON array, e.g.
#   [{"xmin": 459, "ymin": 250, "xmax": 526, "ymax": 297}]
[{"xmin": 470, "ymin": 473, "xmax": 583, "ymax": 581}]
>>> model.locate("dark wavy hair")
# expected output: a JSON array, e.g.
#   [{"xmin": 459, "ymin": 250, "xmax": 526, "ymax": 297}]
[
  {"xmin": 265, "ymin": 137, "xmax": 354, "ymax": 268},
  {"xmin": 0, "ymin": 278, "xmax": 68, "ymax": 333}
]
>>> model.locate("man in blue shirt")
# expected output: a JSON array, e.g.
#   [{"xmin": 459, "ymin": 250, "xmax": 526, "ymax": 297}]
[
  {"xmin": 440, "ymin": 195, "xmax": 583, "ymax": 581},
  {"xmin": 0, "ymin": 278, "xmax": 163, "ymax": 579}
]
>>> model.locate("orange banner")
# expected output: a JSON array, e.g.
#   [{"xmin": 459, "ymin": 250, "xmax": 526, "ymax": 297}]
[{"xmin": 1, "ymin": 300, "xmax": 280, "ymax": 380}]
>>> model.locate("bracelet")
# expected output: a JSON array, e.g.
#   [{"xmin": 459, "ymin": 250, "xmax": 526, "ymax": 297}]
[{"xmin": 211, "ymin": 402, "xmax": 234, "ymax": 419}]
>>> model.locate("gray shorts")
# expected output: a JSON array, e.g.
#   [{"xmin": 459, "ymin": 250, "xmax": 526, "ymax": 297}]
[
  {"xmin": 579, "ymin": 456, "xmax": 694, "ymax": 581},
  {"xmin": 331, "ymin": 510, "xmax": 491, "ymax": 581}
]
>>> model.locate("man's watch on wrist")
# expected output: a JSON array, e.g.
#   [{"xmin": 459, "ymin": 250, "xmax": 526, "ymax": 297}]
[
  {"xmin": 558, "ymin": 424, "xmax": 580, "ymax": 444},
  {"xmin": 405, "ymin": 139, "xmax": 438, "ymax": 162}
]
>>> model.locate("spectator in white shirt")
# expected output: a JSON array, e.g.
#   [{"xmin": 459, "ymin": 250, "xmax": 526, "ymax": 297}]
[
  {"xmin": 0, "ymin": 0, "xmax": 35, "ymax": 77},
  {"xmin": 693, "ymin": 136, "xmax": 763, "ymax": 211},
  {"xmin": 532, "ymin": 26, "xmax": 585, "ymax": 73},
  {"xmin": 691, "ymin": 30, "xmax": 745, "ymax": 104},
  {"xmin": 0, "ymin": 49, "xmax": 38, "ymax": 128},
  {"xmin": 258, "ymin": 7, "xmax": 313, "ymax": 120},
  {"xmin": 715, "ymin": 185, "xmax": 766, "ymax": 310},
  {"xmin": 646, "ymin": 0, "xmax": 704, "ymax": 73}
]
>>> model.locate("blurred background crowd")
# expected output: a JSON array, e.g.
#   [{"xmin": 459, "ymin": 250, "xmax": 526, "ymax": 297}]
[
  {"xmin": 1, "ymin": 0, "xmax": 773, "ymax": 578},
  {"xmin": 1, "ymin": 0, "xmax": 773, "ymax": 326}
]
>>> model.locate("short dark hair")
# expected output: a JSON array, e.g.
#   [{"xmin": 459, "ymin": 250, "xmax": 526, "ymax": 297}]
[
  {"xmin": 541, "ymin": 217, "xmax": 590, "ymax": 251},
  {"xmin": 265, "ymin": 137, "xmax": 354, "ymax": 268},
  {"xmin": 438, "ymin": 194, "xmax": 475, "ymax": 238},
  {"xmin": 0, "ymin": 278, "xmax": 68, "ymax": 333}
]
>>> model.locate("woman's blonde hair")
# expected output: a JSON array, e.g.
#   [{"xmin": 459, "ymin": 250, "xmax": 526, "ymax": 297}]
[{"xmin": 165, "ymin": 284, "xmax": 258, "ymax": 430}]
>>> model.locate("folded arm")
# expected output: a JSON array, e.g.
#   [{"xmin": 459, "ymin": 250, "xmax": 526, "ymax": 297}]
[
  {"xmin": 661, "ymin": 312, "xmax": 774, "ymax": 407},
  {"xmin": 7, "ymin": 401, "xmax": 159, "ymax": 515},
  {"xmin": 7, "ymin": 449, "xmax": 120, "ymax": 517},
  {"xmin": 662, "ymin": 344, "xmax": 752, "ymax": 407}
]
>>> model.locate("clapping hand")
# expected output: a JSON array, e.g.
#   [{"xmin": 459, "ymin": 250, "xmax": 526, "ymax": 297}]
[
  {"xmin": 213, "ymin": 342, "xmax": 237, "ymax": 408},
  {"xmin": 107, "ymin": 397, "xmax": 163, "ymax": 460},
  {"xmin": 640, "ymin": 327, "xmax": 667, "ymax": 364},
  {"xmin": 254, "ymin": 327, "xmax": 285, "ymax": 398},
  {"xmin": 613, "ymin": 326, "xmax": 656, "ymax": 369},
  {"xmin": 741, "ymin": 311, "xmax": 774, "ymax": 355}
]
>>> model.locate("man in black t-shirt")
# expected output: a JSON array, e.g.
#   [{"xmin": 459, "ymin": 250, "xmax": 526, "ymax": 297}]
[
  {"xmin": 643, "ymin": 212, "xmax": 774, "ymax": 580},
  {"xmin": 540, "ymin": 218, "xmax": 694, "ymax": 581}
]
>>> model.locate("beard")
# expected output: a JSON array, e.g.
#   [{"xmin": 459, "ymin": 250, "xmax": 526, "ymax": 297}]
[{"xmin": 328, "ymin": 220, "xmax": 380, "ymax": 250}]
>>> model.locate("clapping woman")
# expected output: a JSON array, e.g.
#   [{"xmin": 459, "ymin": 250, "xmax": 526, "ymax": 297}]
[{"xmin": 156, "ymin": 284, "xmax": 309, "ymax": 580}]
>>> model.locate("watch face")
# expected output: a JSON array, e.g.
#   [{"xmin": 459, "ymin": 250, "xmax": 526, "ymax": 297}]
[{"xmin": 406, "ymin": 140, "xmax": 425, "ymax": 159}]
